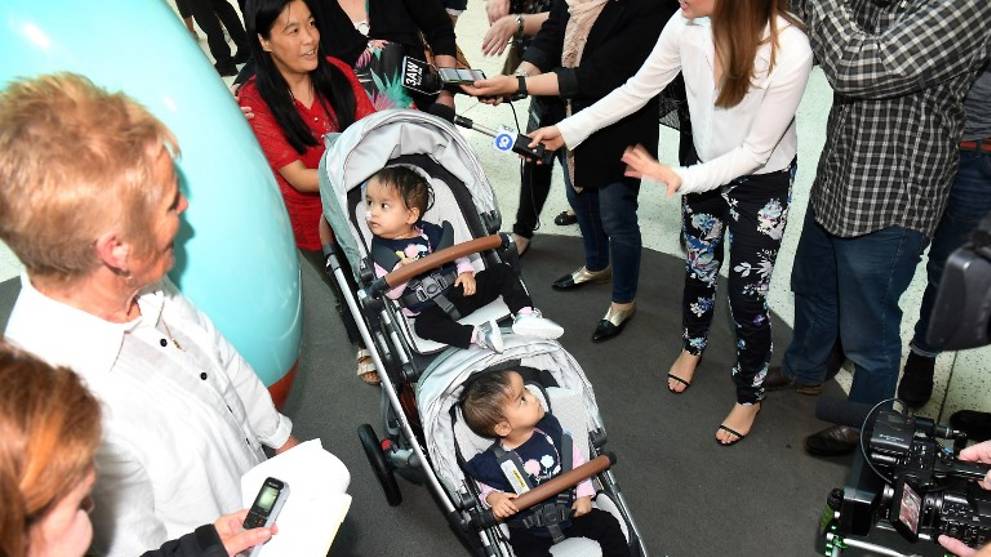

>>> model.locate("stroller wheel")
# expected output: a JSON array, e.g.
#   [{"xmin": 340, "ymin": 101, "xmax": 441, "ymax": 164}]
[{"xmin": 357, "ymin": 423, "xmax": 402, "ymax": 506}]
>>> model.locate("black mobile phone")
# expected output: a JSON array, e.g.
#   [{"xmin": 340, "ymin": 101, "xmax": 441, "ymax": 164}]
[
  {"xmin": 243, "ymin": 477, "xmax": 289, "ymax": 555},
  {"xmin": 438, "ymin": 67, "xmax": 486, "ymax": 85}
]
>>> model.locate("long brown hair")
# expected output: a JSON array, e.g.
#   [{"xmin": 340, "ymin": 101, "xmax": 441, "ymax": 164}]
[
  {"xmin": 0, "ymin": 340, "xmax": 102, "ymax": 557},
  {"xmin": 711, "ymin": 0, "xmax": 803, "ymax": 108}
]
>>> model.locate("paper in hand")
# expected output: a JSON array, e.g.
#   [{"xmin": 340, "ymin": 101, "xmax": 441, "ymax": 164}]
[{"xmin": 241, "ymin": 439, "xmax": 351, "ymax": 556}]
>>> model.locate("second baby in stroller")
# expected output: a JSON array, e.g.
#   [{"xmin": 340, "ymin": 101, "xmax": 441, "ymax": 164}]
[
  {"xmin": 460, "ymin": 369, "xmax": 631, "ymax": 557},
  {"xmin": 366, "ymin": 166, "xmax": 564, "ymax": 352}
]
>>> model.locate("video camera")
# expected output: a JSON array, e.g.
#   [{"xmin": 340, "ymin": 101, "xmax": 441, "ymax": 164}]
[
  {"xmin": 818, "ymin": 405, "xmax": 991, "ymax": 555},
  {"xmin": 817, "ymin": 212, "xmax": 991, "ymax": 556}
]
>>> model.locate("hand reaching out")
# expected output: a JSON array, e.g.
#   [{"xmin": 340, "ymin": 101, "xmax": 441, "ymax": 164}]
[
  {"xmin": 958, "ymin": 440, "xmax": 991, "ymax": 489},
  {"xmin": 621, "ymin": 144, "xmax": 682, "ymax": 196},
  {"xmin": 482, "ymin": 15, "xmax": 518, "ymax": 56},
  {"xmin": 528, "ymin": 126, "xmax": 565, "ymax": 153},
  {"xmin": 461, "ymin": 75, "xmax": 518, "ymax": 106}
]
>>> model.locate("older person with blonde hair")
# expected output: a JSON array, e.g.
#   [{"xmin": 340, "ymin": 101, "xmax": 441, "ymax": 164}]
[{"xmin": 0, "ymin": 73, "xmax": 299, "ymax": 556}]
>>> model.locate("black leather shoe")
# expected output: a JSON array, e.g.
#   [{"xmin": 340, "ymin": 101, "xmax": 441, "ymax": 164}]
[
  {"xmin": 552, "ymin": 266, "xmax": 611, "ymax": 291},
  {"xmin": 554, "ymin": 210, "xmax": 578, "ymax": 226},
  {"xmin": 764, "ymin": 366, "xmax": 823, "ymax": 395},
  {"xmin": 897, "ymin": 352, "xmax": 935, "ymax": 408},
  {"xmin": 804, "ymin": 425, "xmax": 860, "ymax": 457},
  {"xmin": 592, "ymin": 303, "xmax": 635, "ymax": 343}
]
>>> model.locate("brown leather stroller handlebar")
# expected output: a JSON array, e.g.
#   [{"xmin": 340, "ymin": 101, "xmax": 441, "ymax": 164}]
[
  {"xmin": 367, "ymin": 233, "xmax": 509, "ymax": 298},
  {"xmin": 513, "ymin": 453, "xmax": 614, "ymax": 511},
  {"xmin": 471, "ymin": 452, "xmax": 616, "ymax": 530}
]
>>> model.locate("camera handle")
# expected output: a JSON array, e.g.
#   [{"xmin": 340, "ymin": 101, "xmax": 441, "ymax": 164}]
[{"xmin": 945, "ymin": 460, "xmax": 991, "ymax": 482}]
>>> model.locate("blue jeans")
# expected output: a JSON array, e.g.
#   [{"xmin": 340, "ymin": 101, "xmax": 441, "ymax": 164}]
[
  {"xmin": 782, "ymin": 210, "xmax": 928, "ymax": 405},
  {"xmin": 911, "ymin": 150, "xmax": 991, "ymax": 356},
  {"xmin": 565, "ymin": 181, "xmax": 642, "ymax": 303}
]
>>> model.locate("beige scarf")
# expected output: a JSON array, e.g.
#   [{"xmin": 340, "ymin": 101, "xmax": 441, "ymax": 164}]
[{"xmin": 562, "ymin": 0, "xmax": 608, "ymax": 190}]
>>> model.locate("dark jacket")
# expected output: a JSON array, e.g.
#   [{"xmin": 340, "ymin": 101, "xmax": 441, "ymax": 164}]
[
  {"xmin": 523, "ymin": 0, "xmax": 666, "ymax": 190},
  {"xmin": 139, "ymin": 525, "xmax": 226, "ymax": 557},
  {"xmin": 310, "ymin": 0, "xmax": 457, "ymax": 68}
]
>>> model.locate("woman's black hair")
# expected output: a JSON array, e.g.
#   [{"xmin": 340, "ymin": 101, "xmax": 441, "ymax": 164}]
[{"xmin": 245, "ymin": 0, "xmax": 357, "ymax": 154}]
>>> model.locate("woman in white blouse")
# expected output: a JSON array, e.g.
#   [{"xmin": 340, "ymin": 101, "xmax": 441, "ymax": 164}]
[
  {"xmin": 0, "ymin": 74, "xmax": 299, "ymax": 555},
  {"xmin": 532, "ymin": 0, "xmax": 813, "ymax": 445}
]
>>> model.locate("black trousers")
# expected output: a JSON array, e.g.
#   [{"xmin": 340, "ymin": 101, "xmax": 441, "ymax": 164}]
[
  {"xmin": 513, "ymin": 98, "xmax": 567, "ymax": 239},
  {"xmin": 681, "ymin": 163, "xmax": 794, "ymax": 404},
  {"xmin": 188, "ymin": 0, "xmax": 247, "ymax": 66},
  {"xmin": 300, "ymin": 249, "xmax": 364, "ymax": 348},
  {"xmin": 413, "ymin": 263, "xmax": 531, "ymax": 348},
  {"xmin": 508, "ymin": 509, "xmax": 630, "ymax": 557}
]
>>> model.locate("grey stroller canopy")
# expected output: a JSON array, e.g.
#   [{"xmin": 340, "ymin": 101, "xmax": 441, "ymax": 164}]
[{"xmin": 319, "ymin": 109, "xmax": 500, "ymax": 278}]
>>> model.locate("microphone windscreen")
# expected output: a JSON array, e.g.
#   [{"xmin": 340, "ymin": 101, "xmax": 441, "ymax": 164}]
[
  {"xmin": 815, "ymin": 397, "xmax": 873, "ymax": 429},
  {"xmin": 428, "ymin": 103, "xmax": 456, "ymax": 123}
]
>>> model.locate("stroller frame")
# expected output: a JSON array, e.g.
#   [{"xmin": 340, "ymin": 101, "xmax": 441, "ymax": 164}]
[{"xmin": 318, "ymin": 109, "xmax": 649, "ymax": 556}]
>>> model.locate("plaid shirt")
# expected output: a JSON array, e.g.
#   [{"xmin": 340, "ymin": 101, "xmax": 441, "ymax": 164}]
[{"xmin": 791, "ymin": 0, "xmax": 991, "ymax": 237}]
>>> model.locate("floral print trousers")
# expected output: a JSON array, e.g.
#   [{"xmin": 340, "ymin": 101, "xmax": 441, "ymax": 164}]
[{"xmin": 681, "ymin": 161, "xmax": 795, "ymax": 404}]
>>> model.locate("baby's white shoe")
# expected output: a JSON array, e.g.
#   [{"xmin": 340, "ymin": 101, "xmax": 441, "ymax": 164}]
[
  {"xmin": 474, "ymin": 320, "xmax": 504, "ymax": 353},
  {"xmin": 512, "ymin": 309, "xmax": 564, "ymax": 339}
]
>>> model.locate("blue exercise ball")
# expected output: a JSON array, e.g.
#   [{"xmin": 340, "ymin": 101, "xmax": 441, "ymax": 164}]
[{"xmin": 0, "ymin": 1, "xmax": 302, "ymax": 392}]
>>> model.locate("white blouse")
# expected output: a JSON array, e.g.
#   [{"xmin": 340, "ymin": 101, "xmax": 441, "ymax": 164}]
[
  {"xmin": 556, "ymin": 12, "xmax": 813, "ymax": 194},
  {"xmin": 4, "ymin": 274, "xmax": 292, "ymax": 556}
]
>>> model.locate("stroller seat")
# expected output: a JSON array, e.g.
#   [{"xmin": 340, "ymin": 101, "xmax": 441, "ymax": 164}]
[{"xmin": 400, "ymin": 297, "xmax": 511, "ymax": 355}]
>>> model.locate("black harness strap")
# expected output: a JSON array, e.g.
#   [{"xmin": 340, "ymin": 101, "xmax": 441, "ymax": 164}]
[
  {"xmin": 491, "ymin": 426, "xmax": 575, "ymax": 544},
  {"xmin": 370, "ymin": 221, "xmax": 463, "ymax": 318}
]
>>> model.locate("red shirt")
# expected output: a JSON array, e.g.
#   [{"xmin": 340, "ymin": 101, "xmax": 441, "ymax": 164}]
[{"xmin": 239, "ymin": 56, "xmax": 375, "ymax": 250}]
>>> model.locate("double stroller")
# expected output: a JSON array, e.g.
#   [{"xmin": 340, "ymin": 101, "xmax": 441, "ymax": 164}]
[{"xmin": 318, "ymin": 109, "xmax": 649, "ymax": 556}]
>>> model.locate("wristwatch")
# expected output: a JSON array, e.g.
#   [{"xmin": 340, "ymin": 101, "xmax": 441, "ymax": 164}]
[
  {"xmin": 510, "ymin": 72, "xmax": 528, "ymax": 101},
  {"xmin": 514, "ymin": 14, "xmax": 525, "ymax": 38}
]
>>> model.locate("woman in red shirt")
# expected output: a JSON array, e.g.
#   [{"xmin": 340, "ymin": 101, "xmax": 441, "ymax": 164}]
[{"xmin": 239, "ymin": 0, "xmax": 379, "ymax": 382}]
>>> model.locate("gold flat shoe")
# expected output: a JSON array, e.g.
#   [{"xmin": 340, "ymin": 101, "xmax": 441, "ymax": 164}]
[
  {"xmin": 592, "ymin": 303, "xmax": 636, "ymax": 343},
  {"xmin": 551, "ymin": 266, "xmax": 612, "ymax": 291}
]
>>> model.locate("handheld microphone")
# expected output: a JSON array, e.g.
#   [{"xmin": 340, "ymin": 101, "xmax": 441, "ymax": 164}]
[
  {"xmin": 402, "ymin": 56, "xmax": 442, "ymax": 95},
  {"xmin": 815, "ymin": 397, "xmax": 873, "ymax": 429},
  {"xmin": 428, "ymin": 104, "xmax": 556, "ymax": 165},
  {"xmin": 402, "ymin": 57, "xmax": 488, "ymax": 96}
]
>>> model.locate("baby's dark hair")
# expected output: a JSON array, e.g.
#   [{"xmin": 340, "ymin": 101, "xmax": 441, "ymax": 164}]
[
  {"xmin": 460, "ymin": 370, "xmax": 515, "ymax": 438},
  {"xmin": 370, "ymin": 166, "xmax": 432, "ymax": 220}
]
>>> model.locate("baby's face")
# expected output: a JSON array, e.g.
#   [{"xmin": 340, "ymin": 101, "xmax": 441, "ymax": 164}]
[
  {"xmin": 365, "ymin": 178, "xmax": 417, "ymax": 239},
  {"xmin": 499, "ymin": 371, "xmax": 545, "ymax": 433}
]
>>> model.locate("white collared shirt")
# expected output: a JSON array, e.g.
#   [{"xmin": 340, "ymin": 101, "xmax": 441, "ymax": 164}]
[
  {"xmin": 557, "ymin": 12, "xmax": 813, "ymax": 194},
  {"xmin": 4, "ymin": 274, "xmax": 292, "ymax": 556}
]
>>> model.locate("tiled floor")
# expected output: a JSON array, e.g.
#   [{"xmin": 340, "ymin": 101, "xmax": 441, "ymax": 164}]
[{"xmin": 2, "ymin": 1, "xmax": 987, "ymax": 420}]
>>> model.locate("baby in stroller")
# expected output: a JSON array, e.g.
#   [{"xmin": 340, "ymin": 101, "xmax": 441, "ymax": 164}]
[
  {"xmin": 460, "ymin": 369, "xmax": 630, "ymax": 557},
  {"xmin": 366, "ymin": 166, "xmax": 564, "ymax": 352}
]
